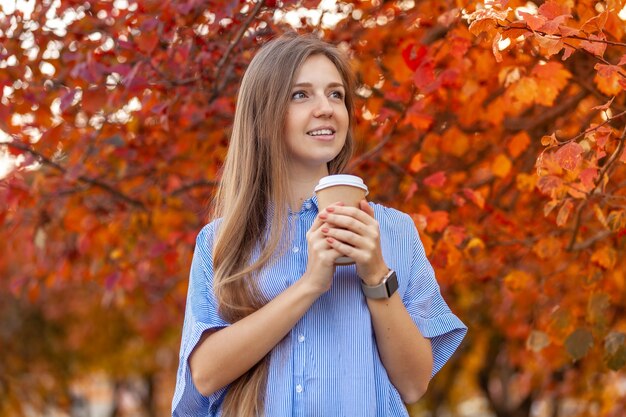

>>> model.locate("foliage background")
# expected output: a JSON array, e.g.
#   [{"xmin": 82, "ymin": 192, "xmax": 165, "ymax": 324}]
[{"xmin": 2, "ymin": 0, "xmax": 626, "ymax": 416}]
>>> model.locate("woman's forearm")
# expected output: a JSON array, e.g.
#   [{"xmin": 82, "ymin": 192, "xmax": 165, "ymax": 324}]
[
  {"xmin": 189, "ymin": 278, "xmax": 321, "ymax": 396},
  {"xmin": 367, "ymin": 293, "xmax": 433, "ymax": 404}
]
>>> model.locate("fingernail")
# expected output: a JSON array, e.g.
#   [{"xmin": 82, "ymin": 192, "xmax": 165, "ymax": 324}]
[
  {"xmin": 337, "ymin": 202, "xmax": 345, "ymax": 206},
  {"xmin": 327, "ymin": 207, "xmax": 335, "ymax": 212},
  {"xmin": 319, "ymin": 213, "xmax": 327, "ymax": 219},
  {"xmin": 321, "ymin": 227, "xmax": 329, "ymax": 233}
]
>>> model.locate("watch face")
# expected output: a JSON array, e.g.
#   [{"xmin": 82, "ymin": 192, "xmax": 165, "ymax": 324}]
[{"xmin": 386, "ymin": 271, "xmax": 399, "ymax": 297}]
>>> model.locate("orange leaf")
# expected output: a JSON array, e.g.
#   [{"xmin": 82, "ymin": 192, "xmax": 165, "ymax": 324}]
[
  {"xmin": 541, "ymin": 133, "xmax": 558, "ymax": 146},
  {"xmin": 426, "ymin": 211, "xmax": 449, "ymax": 233},
  {"xmin": 591, "ymin": 246, "xmax": 617, "ymax": 269},
  {"xmin": 409, "ymin": 152, "xmax": 427, "ymax": 173},
  {"xmin": 507, "ymin": 132, "xmax": 531, "ymax": 158},
  {"xmin": 594, "ymin": 69, "xmax": 622, "ymax": 96},
  {"xmin": 492, "ymin": 154, "xmax": 512, "ymax": 178},
  {"xmin": 556, "ymin": 199, "xmax": 573, "ymax": 226}
]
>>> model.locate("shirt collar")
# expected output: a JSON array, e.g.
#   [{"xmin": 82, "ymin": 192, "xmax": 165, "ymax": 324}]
[{"xmin": 288, "ymin": 194, "xmax": 319, "ymax": 215}]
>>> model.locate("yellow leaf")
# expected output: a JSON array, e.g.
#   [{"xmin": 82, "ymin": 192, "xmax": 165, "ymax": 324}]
[
  {"xmin": 532, "ymin": 236, "xmax": 562, "ymax": 259},
  {"xmin": 464, "ymin": 237, "xmax": 485, "ymax": 257},
  {"xmin": 492, "ymin": 154, "xmax": 512, "ymax": 177},
  {"xmin": 504, "ymin": 270, "xmax": 533, "ymax": 291},
  {"xmin": 516, "ymin": 173, "xmax": 537, "ymax": 192},
  {"xmin": 510, "ymin": 77, "xmax": 538, "ymax": 106}
]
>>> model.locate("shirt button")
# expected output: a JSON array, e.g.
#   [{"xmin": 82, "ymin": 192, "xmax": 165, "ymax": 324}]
[
  {"xmin": 295, "ymin": 384, "xmax": 303, "ymax": 393},
  {"xmin": 292, "ymin": 246, "xmax": 299, "ymax": 253},
  {"xmin": 304, "ymin": 202, "xmax": 312, "ymax": 209},
  {"xmin": 298, "ymin": 334, "xmax": 305, "ymax": 343}
]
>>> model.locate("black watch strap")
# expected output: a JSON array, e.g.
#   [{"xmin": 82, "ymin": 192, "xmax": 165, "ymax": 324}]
[{"xmin": 361, "ymin": 270, "xmax": 398, "ymax": 299}]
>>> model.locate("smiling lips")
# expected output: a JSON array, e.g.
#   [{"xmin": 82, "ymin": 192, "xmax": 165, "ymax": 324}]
[{"xmin": 307, "ymin": 127, "xmax": 336, "ymax": 140}]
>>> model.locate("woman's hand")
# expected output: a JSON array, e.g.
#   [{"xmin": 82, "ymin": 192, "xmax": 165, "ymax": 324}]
[
  {"xmin": 302, "ymin": 204, "xmax": 343, "ymax": 294},
  {"xmin": 318, "ymin": 199, "xmax": 389, "ymax": 285}
]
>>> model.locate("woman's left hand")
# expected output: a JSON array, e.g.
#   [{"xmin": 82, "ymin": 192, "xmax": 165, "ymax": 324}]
[{"xmin": 318, "ymin": 199, "xmax": 389, "ymax": 285}]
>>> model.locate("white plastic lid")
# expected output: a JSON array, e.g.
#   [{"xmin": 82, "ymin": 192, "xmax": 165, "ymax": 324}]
[{"xmin": 314, "ymin": 174, "xmax": 369, "ymax": 195}]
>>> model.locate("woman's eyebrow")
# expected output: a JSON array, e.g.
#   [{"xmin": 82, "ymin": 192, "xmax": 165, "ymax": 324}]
[{"xmin": 292, "ymin": 82, "xmax": 345, "ymax": 89}]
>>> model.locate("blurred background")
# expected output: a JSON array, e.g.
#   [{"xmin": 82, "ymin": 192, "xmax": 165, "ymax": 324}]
[{"xmin": 1, "ymin": 0, "xmax": 626, "ymax": 416}]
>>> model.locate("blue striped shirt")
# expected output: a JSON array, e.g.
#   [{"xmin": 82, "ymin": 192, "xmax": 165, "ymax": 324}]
[{"xmin": 172, "ymin": 196, "xmax": 467, "ymax": 417}]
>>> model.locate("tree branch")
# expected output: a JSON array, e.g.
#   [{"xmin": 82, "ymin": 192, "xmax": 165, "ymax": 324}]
[
  {"xmin": 211, "ymin": 0, "xmax": 266, "ymax": 99},
  {"xmin": 567, "ymin": 125, "xmax": 626, "ymax": 250},
  {"xmin": 169, "ymin": 180, "xmax": 220, "ymax": 197},
  {"xmin": 2, "ymin": 140, "xmax": 146, "ymax": 210}
]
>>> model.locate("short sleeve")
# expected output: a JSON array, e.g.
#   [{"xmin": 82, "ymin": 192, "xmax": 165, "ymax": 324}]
[
  {"xmin": 172, "ymin": 222, "xmax": 231, "ymax": 417},
  {"xmin": 401, "ymin": 219, "xmax": 467, "ymax": 378}
]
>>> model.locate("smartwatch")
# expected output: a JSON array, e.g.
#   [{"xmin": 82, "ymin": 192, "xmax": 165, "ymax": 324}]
[{"xmin": 361, "ymin": 269, "xmax": 398, "ymax": 299}]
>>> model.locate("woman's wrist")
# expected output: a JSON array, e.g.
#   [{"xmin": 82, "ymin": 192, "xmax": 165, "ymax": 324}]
[
  {"xmin": 360, "ymin": 265, "xmax": 391, "ymax": 286},
  {"xmin": 296, "ymin": 272, "xmax": 329, "ymax": 299}
]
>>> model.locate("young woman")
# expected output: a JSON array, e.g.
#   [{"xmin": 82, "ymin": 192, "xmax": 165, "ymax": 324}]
[{"xmin": 172, "ymin": 33, "xmax": 467, "ymax": 417}]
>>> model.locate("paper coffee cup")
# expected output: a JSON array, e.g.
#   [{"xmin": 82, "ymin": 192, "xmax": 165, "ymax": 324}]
[{"xmin": 314, "ymin": 175, "xmax": 369, "ymax": 265}]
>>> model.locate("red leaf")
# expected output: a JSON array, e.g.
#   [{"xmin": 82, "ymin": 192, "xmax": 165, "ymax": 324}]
[
  {"xmin": 581, "ymin": 34, "xmax": 607, "ymax": 57},
  {"xmin": 538, "ymin": 1, "xmax": 571, "ymax": 20},
  {"xmin": 619, "ymin": 54, "xmax": 626, "ymax": 66},
  {"xmin": 561, "ymin": 45, "xmax": 575, "ymax": 60},
  {"xmin": 405, "ymin": 181, "xmax": 418, "ymax": 202},
  {"xmin": 555, "ymin": 142, "xmax": 583, "ymax": 171},
  {"xmin": 537, "ymin": 175, "xmax": 563, "ymax": 198},
  {"xmin": 60, "ymin": 89, "xmax": 76, "ymax": 112},
  {"xmin": 558, "ymin": 25, "xmax": 580, "ymax": 37},
  {"xmin": 463, "ymin": 188, "xmax": 485, "ymax": 209},
  {"xmin": 82, "ymin": 87, "xmax": 107, "ymax": 113},
  {"xmin": 591, "ymin": 96, "xmax": 614, "ymax": 111},
  {"xmin": 580, "ymin": 167, "xmax": 598, "ymax": 189},
  {"xmin": 402, "ymin": 43, "xmax": 427, "ymax": 72},
  {"xmin": 424, "ymin": 171, "xmax": 447, "ymax": 188},
  {"xmin": 413, "ymin": 60, "xmax": 437, "ymax": 92},
  {"xmin": 519, "ymin": 11, "xmax": 546, "ymax": 31}
]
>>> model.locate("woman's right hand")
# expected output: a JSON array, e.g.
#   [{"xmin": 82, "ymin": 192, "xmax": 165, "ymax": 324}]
[{"xmin": 302, "ymin": 205, "xmax": 342, "ymax": 295}]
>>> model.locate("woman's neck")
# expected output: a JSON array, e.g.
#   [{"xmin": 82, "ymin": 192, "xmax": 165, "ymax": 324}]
[{"xmin": 286, "ymin": 164, "xmax": 329, "ymax": 212}]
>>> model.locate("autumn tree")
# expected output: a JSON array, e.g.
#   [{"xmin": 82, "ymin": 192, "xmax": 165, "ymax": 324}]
[{"xmin": 1, "ymin": 0, "xmax": 625, "ymax": 416}]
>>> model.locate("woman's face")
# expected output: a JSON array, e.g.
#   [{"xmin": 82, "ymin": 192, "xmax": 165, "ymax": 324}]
[{"xmin": 284, "ymin": 54, "xmax": 349, "ymax": 175}]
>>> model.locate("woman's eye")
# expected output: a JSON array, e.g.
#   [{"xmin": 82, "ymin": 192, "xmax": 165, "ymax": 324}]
[
  {"xmin": 330, "ymin": 90, "xmax": 344, "ymax": 99},
  {"xmin": 291, "ymin": 91, "xmax": 307, "ymax": 100}
]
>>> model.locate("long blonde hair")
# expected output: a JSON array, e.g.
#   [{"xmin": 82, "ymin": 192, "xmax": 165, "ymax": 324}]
[{"xmin": 210, "ymin": 33, "xmax": 356, "ymax": 416}]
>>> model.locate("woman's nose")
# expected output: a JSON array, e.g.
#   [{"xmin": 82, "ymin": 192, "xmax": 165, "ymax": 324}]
[{"xmin": 313, "ymin": 95, "xmax": 334, "ymax": 118}]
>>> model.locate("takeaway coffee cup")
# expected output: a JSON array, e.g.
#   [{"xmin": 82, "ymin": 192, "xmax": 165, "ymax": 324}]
[{"xmin": 314, "ymin": 174, "xmax": 369, "ymax": 265}]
